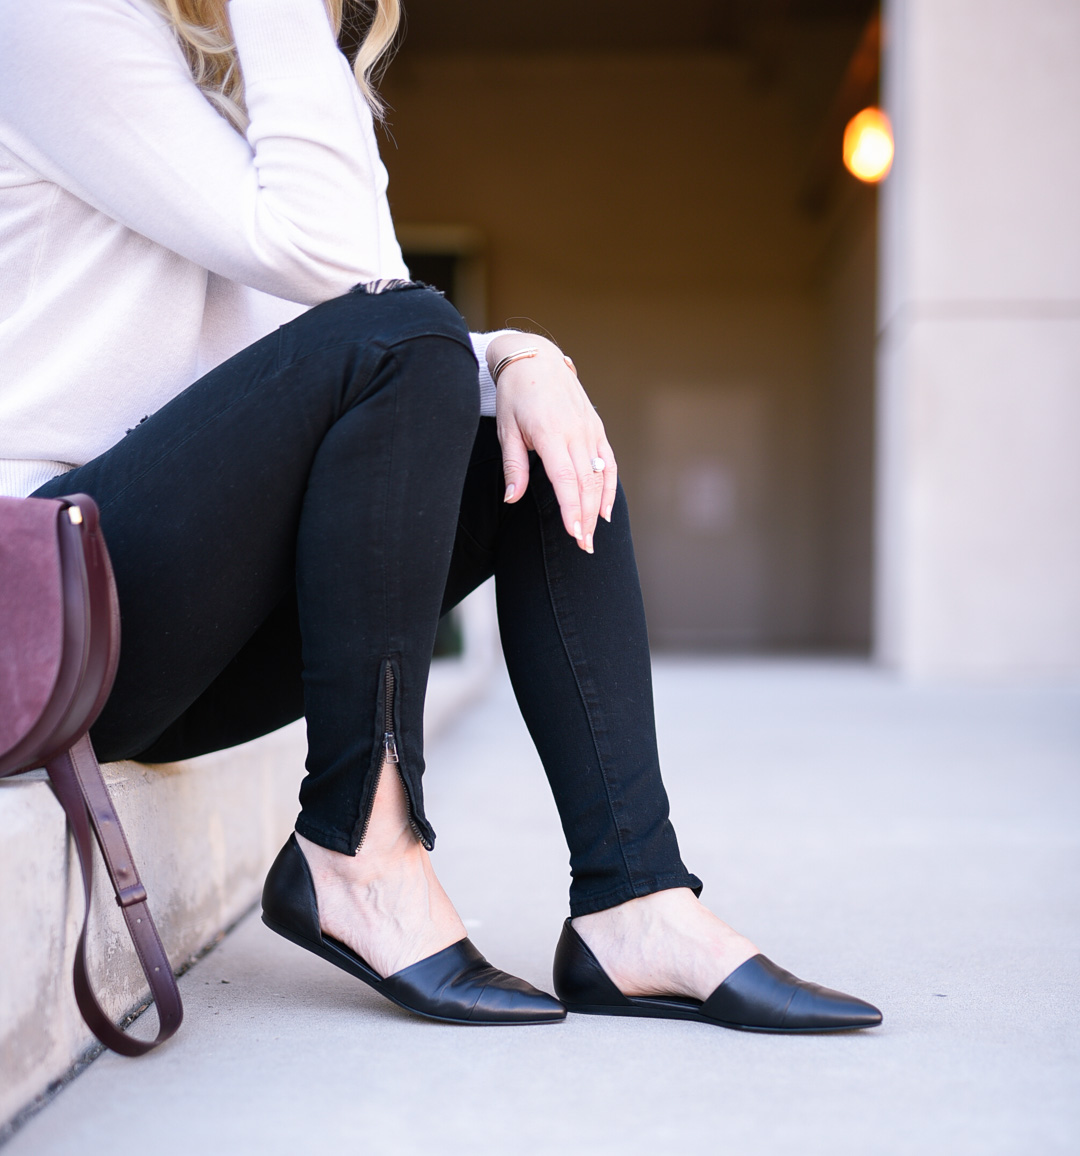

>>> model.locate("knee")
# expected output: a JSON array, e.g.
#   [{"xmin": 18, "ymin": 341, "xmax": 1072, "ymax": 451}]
[
  {"xmin": 384, "ymin": 284, "xmax": 468, "ymax": 338},
  {"xmin": 348, "ymin": 288, "xmax": 477, "ymax": 405},
  {"xmin": 350, "ymin": 283, "xmax": 469, "ymax": 348},
  {"xmin": 287, "ymin": 286, "xmax": 479, "ymax": 425},
  {"xmin": 302, "ymin": 284, "xmax": 470, "ymax": 353},
  {"xmin": 390, "ymin": 329, "xmax": 481, "ymax": 428}
]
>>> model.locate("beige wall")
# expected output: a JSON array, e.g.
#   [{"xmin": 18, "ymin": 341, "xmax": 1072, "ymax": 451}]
[
  {"xmin": 819, "ymin": 186, "xmax": 878, "ymax": 650},
  {"xmin": 382, "ymin": 43, "xmax": 875, "ymax": 649},
  {"xmin": 877, "ymin": 0, "xmax": 1080, "ymax": 677}
]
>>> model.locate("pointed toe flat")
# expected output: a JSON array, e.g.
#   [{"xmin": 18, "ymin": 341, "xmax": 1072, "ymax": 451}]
[
  {"xmin": 377, "ymin": 938, "xmax": 566, "ymax": 1025},
  {"xmin": 553, "ymin": 919, "xmax": 881, "ymax": 1033},
  {"xmin": 262, "ymin": 834, "xmax": 565, "ymax": 1026}
]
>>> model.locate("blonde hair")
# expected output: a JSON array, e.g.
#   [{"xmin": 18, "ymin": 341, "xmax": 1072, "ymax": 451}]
[{"xmin": 151, "ymin": 0, "xmax": 401, "ymax": 129}]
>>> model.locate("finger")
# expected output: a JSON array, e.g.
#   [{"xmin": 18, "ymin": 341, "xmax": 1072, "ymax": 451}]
[
  {"xmin": 535, "ymin": 438, "xmax": 585, "ymax": 547},
  {"xmin": 569, "ymin": 440, "xmax": 606, "ymax": 552},
  {"xmin": 499, "ymin": 421, "xmax": 531, "ymax": 504},
  {"xmin": 597, "ymin": 437, "xmax": 618, "ymax": 523}
]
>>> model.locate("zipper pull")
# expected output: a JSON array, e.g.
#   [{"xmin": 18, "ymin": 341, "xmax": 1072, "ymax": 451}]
[{"xmin": 383, "ymin": 733, "xmax": 399, "ymax": 764}]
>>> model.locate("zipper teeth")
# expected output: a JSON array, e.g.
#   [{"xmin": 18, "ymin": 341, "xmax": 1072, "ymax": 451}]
[
  {"xmin": 354, "ymin": 793, "xmax": 376, "ymax": 852},
  {"xmin": 354, "ymin": 662, "xmax": 431, "ymax": 852},
  {"xmin": 402, "ymin": 794, "xmax": 427, "ymax": 846},
  {"xmin": 385, "ymin": 666, "xmax": 429, "ymax": 846},
  {"xmin": 384, "ymin": 666, "xmax": 395, "ymax": 736}
]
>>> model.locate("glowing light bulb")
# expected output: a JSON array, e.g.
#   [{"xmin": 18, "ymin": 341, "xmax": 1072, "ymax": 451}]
[{"xmin": 843, "ymin": 107, "xmax": 894, "ymax": 183}]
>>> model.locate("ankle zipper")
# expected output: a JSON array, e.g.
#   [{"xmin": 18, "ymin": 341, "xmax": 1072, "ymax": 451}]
[
  {"xmin": 382, "ymin": 661, "xmax": 398, "ymax": 769},
  {"xmin": 354, "ymin": 661, "xmax": 430, "ymax": 853}
]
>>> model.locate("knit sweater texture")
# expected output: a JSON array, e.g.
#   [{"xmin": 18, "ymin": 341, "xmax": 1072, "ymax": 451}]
[{"xmin": 0, "ymin": 0, "xmax": 505, "ymax": 498}]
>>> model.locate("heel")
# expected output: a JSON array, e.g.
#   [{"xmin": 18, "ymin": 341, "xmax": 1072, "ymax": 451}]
[
  {"xmin": 553, "ymin": 919, "xmax": 631, "ymax": 1009},
  {"xmin": 262, "ymin": 833, "xmax": 321, "ymax": 942}
]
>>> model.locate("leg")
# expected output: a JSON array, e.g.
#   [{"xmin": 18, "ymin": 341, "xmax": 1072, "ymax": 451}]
[
  {"xmin": 131, "ymin": 591, "xmax": 305, "ymax": 763},
  {"xmin": 444, "ymin": 421, "xmax": 699, "ymax": 911},
  {"xmin": 34, "ymin": 287, "xmax": 480, "ymax": 964},
  {"xmin": 36, "ymin": 287, "xmax": 478, "ymax": 854},
  {"xmin": 446, "ymin": 422, "xmax": 757, "ymax": 998},
  {"xmin": 111, "ymin": 578, "xmax": 469, "ymax": 978}
]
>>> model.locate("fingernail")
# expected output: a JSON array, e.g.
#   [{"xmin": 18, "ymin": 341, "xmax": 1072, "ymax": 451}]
[
  {"xmin": 504, "ymin": 484, "xmax": 515, "ymax": 502},
  {"xmin": 603, "ymin": 506, "xmax": 613, "ymax": 523},
  {"xmin": 574, "ymin": 520, "xmax": 583, "ymax": 541},
  {"xmin": 585, "ymin": 533, "xmax": 594, "ymax": 554}
]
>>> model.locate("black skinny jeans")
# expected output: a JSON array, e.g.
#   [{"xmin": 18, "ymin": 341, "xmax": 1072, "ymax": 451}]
[{"xmin": 34, "ymin": 285, "xmax": 701, "ymax": 917}]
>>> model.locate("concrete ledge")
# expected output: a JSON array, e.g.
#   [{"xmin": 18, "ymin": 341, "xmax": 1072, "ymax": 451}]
[
  {"xmin": 0, "ymin": 724, "xmax": 308, "ymax": 1126},
  {"xmin": 0, "ymin": 582, "xmax": 497, "ymax": 1128}
]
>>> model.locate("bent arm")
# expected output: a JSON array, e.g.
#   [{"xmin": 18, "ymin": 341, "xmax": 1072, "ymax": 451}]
[{"xmin": 0, "ymin": 0, "xmax": 406, "ymax": 304}]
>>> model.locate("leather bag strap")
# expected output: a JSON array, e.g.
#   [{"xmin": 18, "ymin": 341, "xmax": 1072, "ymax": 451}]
[{"xmin": 46, "ymin": 734, "xmax": 183, "ymax": 1056}]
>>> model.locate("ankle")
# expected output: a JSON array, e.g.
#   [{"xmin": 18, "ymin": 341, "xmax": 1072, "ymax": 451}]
[
  {"xmin": 571, "ymin": 889, "xmax": 758, "ymax": 1001},
  {"xmin": 296, "ymin": 828, "xmax": 424, "ymax": 889},
  {"xmin": 293, "ymin": 833, "xmax": 466, "ymax": 980},
  {"xmin": 355, "ymin": 822, "xmax": 424, "ymax": 873},
  {"xmin": 297, "ymin": 756, "xmax": 427, "ymax": 886},
  {"xmin": 573, "ymin": 887, "xmax": 700, "ymax": 938}
]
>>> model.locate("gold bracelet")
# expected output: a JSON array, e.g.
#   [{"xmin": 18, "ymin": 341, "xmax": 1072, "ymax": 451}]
[{"xmin": 490, "ymin": 346, "xmax": 539, "ymax": 385}]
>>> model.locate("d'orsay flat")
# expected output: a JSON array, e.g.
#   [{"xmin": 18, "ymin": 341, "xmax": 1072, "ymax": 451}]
[
  {"xmin": 262, "ymin": 834, "xmax": 566, "ymax": 1025},
  {"xmin": 553, "ymin": 919, "xmax": 882, "ymax": 1033}
]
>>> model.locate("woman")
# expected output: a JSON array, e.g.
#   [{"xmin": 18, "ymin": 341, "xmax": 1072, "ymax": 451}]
[{"xmin": 0, "ymin": 0, "xmax": 880, "ymax": 1031}]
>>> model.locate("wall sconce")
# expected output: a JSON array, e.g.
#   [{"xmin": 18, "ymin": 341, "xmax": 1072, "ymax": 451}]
[{"xmin": 843, "ymin": 107, "xmax": 894, "ymax": 182}]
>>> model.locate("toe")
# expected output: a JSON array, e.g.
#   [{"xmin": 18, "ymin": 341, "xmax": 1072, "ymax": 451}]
[
  {"xmin": 472, "ymin": 973, "xmax": 566, "ymax": 1023},
  {"xmin": 786, "ymin": 983, "xmax": 882, "ymax": 1030}
]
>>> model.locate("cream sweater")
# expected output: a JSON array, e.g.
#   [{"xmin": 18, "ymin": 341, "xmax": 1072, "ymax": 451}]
[{"xmin": 0, "ymin": 0, "xmax": 505, "ymax": 499}]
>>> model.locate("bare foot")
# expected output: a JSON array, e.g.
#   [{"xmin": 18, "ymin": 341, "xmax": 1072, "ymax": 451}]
[
  {"xmin": 571, "ymin": 888, "xmax": 759, "ymax": 1002},
  {"xmin": 295, "ymin": 761, "xmax": 466, "ymax": 978}
]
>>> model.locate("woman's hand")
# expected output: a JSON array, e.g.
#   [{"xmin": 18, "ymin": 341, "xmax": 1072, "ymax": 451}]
[{"xmin": 489, "ymin": 334, "xmax": 617, "ymax": 553}]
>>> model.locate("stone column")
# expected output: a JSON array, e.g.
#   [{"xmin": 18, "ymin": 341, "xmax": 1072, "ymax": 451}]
[{"xmin": 876, "ymin": 0, "xmax": 1080, "ymax": 678}]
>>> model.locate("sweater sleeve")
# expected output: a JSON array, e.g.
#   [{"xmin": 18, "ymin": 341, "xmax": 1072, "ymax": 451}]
[
  {"xmin": 469, "ymin": 330, "xmax": 519, "ymax": 417},
  {"xmin": 0, "ymin": 0, "xmax": 408, "ymax": 305}
]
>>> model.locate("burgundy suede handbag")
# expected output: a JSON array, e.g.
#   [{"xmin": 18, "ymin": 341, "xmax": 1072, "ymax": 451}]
[{"xmin": 0, "ymin": 493, "xmax": 183, "ymax": 1055}]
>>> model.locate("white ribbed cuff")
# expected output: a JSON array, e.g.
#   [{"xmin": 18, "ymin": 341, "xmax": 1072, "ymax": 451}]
[
  {"xmin": 469, "ymin": 329, "xmax": 519, "ymax": 417},
  {"xmin": 0, "ymin": 459, "xmax": 74, "ymax": 498}
]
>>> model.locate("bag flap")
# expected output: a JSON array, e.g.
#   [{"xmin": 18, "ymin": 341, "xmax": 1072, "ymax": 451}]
[{"xmin": 0, "ymin": 497, "xmax": 65, "ymax": 764}]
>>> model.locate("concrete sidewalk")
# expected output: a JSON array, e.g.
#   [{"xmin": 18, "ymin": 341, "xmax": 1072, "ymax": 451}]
[{"xmin": 6, "ymin": 660, "xmax": 1079, "ymax": 1155}]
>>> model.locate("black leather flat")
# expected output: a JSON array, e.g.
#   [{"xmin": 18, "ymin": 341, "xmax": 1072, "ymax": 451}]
[
  {"xmin": 553, "ymin": 919, "xmax": 881, "ymax": 1033},
  {"xmin": 262, "ymin": 834, "xmax": 566, "ymax": 1025}
]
